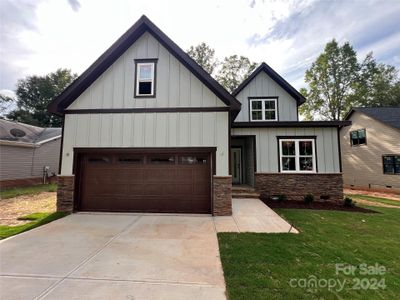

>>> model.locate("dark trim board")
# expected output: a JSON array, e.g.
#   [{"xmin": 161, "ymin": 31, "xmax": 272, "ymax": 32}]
[
  {"xmin": 232, "ymin": 120, "xmax": 351, "ymax": 128},
  {"xmin": 48, "ymin": 15, "xmax": 241, "ymax": 116},
  {"xmin": 337, "ymin": 127, "xmax": 343, "ymax": 173},
  {"xmin": 65, "ymin": 107, "xmax": 230, "ymax": 114},
  {"xmin": 58, "ymin": 115, "xmax": 65, "ymax": 174}
]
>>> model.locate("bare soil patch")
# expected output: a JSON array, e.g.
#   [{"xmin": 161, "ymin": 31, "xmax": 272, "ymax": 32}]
[
  {"xmin": 0, "ymin": 192, "xmax": 56, "ymax": 225},
  {"xmin": 345, "ymin": 188, "xmax": 400, "ymax": 201}
]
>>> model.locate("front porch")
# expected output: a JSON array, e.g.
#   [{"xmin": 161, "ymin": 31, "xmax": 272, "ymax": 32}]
[{"xmin": 230, "ymin": 136, "xmax": 256, "ymax": 186}]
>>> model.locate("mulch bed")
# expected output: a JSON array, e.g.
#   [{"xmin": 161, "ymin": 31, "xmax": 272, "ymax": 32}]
[{"xmin": 262, "ymin": 199, "xmax": 378, "ymax": 213}]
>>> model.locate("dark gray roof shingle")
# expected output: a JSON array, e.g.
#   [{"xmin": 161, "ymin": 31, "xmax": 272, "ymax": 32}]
[
  {"xmin": 349, "ymin": 107, "xmax": 400, "ymax": 130},
  {"xmin": 0, "ymin": 119, "xmax": 61, "ymax": 144}
]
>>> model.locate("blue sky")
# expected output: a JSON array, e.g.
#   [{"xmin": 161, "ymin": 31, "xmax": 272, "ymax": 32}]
[{"xmin": 1, "ymin": 0, "xmax": 399, "ymax": 97}]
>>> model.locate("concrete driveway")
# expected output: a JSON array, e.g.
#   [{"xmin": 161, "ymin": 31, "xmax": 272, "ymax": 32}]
[{"xmin": 0, "ymin": 214, "xmax": 226, "ymax": 300}]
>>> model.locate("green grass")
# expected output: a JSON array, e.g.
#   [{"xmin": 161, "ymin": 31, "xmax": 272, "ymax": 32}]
[
  {"xmin": 0, "ymin": 184, "xmax": 57, "ymax": 199},
  {"xmin": 218, "ymin": 206, "xmax": 400, "ymax": 299},
  {"xmin": 347, "ymin": 194, "xmax": 400, "ymax": 207},
  {"xmin": 0, "ymin": 212, "xmax": 68, "ymax": 239}
]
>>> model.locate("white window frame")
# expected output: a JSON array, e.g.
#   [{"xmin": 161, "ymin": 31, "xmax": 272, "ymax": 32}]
[
  {"xmin": 135, "ymin": 62, "xmax": 155, "ymax": 96},
  {"xmin": 249, "ymin": 98, "xmax": 278, "ymax": 121},
  {"xmin": 279, "ymin": 138, "xmax": 316, "ymax": 173}
]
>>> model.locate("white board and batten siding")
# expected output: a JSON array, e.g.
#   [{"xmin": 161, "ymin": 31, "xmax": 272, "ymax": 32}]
[
  {"xmin": 66, "ymin": 32, "xmax": 225, "ymax": 110},
  {"xmin": 61, "ymin": 112, "xmax": 229, "ymax": 176},
  {"xmin": 234, "ymin": 71, "xmax": 298, "ymax": 122},
  {"xmin": 232, "ymin": 127, "xmax": 341, "ymax": 173},
  {"xmin": 62, "ymin": 31, "xmax": 231, "ymax": 177}
]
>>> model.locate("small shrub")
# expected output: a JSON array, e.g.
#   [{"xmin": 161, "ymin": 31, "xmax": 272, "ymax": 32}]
[
  {"xmin": 343, "ymin": 197, "xmax": 356, "ymax": 207},
  {"xmin": 304, "ymin": 194, "xmax": 314, "ymax": 204}
]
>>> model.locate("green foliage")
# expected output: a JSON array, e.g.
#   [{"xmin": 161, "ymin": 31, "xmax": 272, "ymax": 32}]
[
  {"xmin": 300, "ymin": 40, "xmax": 359, "ymax": 120},
  {"xmin": 6, "ymin": 69, "xmax": 77, "ymax": 127},
  {"xmin": 0, "ymin": 212, "xmax": 68, "ymax": 239},
  {"xmin": 343, "ymin": 197, "xmax": 355, "ymax": 207},
  {"xmin": 304, "ymin": 193, "xmax": 314, "ymax": 204},
  {"xmin": 216, "ymin": 55, "xmax": 257, "ymax": 92},
  {"xmin": 0, "ymin": 184, "xmax": 57, "ymax": 199},
  {"xmin": 351, "ymin": 53, "xmax": 400, "ymax": 107},
  {"xmin": 0, "ymin": 93, "xmax": 16, "ymax": 116},
  {"xmin": 218, "ymin": 206, "xmax": 400, "ymax": 299},
  {"xmin": 300, "ymin": 40, "xmax": 400, "ymax": 120},
  {"xmin": 187, "ymin": 42, "xmax": 218, "ymax": 75}
]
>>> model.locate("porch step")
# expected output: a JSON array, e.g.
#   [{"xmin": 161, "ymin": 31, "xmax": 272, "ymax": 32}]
[
  {"xmin": 232, "ymin": 185, "xmax": 260, "ymax": 199},
  {"xmin": 232, "ymin": 193, "xmax": 260, "ymax": 199}
]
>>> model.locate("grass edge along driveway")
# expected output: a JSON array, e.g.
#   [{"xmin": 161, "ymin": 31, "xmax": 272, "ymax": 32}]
[
  {"xmin": 0, "ymin": 212, "xmax": 68, "ymax": 240},
  {"xmin": 218, "ymin": 205, "xmax": 400, "ymax": 299}
]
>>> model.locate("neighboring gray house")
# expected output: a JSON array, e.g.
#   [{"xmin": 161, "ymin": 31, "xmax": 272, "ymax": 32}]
[
  {"xmin": 341, "ymin": 107, "xmax": 400, "ymax": 193},
  {"xmin": 0, "ymin": 119, "xmax": 61, "ymax": 189},
  {"xmin": 48, "ymin": 15, "xmax": 349, "ymax": 216}
]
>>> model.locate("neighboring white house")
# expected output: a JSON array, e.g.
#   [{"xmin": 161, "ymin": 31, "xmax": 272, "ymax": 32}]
[
  {"xmin": 48, "ymin": 15, "xmax": 349, "ymax": 215},
  {"xmin": 0, "ymin": 119, "xmax": 61, "ymax": 188}
]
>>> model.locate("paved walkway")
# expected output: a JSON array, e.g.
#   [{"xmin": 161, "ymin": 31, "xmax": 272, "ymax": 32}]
[
  {"xmin": 214, "ymin": 198, "xmax": 298, "ymax": 233},
  {"xmin": 0, "ymin": 199, "xmax": 297, "ymax": 299}
]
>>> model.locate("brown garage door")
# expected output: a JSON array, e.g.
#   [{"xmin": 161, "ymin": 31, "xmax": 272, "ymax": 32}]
[{"xmin": 76, "ymin": 150, "xmax": 212, "ymax": 213}]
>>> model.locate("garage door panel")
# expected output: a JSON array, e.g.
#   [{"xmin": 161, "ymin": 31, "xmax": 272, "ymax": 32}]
[{"xmin": 78, "ymin": 151, "xmax": 212, "ymax": 213}]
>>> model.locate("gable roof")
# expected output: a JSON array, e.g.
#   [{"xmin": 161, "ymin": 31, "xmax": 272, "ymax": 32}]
[
  {"xmin": 0, "ymin": 119, "xmax": 61, "ymax": 147},
  {"xmin": 345, "ymin": 107, "xmax": 400, "ymax": 130},
  {"xmin": 48, "ymin": 15, "xmax": 241, "ymax": 116},
  {"xmin": 232, "ymin": 62, "xmax": 306, "ymax": 105}
]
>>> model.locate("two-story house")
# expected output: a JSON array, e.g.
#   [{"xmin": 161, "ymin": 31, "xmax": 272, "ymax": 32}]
[{"xmin": 48, "ymin": 15, "xmax": 350, "ymax": 216}]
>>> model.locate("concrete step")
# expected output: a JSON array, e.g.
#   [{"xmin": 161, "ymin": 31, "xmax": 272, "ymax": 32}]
[
  {"xmin": 232, "ymin": 193, "xmax": 260, "ymax": 199},
  {"xmin": 232, "ymin": 185, "xmax": 257, "ymax": 193}
]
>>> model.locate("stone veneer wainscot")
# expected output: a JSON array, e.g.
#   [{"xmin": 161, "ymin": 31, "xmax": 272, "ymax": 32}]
[{"xmin": 255, "ymin": 173, "xmax": 343, "ymax": 202}]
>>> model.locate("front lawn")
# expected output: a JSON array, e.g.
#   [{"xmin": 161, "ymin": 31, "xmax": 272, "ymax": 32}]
[
  {"xmin": 218, "ymin": 206, "xmax": 400, "ymax": 299},
  {"xmin": 0, "ymin": 183, "xmax": 57, "ymax": 199},
  {"xmin": 0, "ymin": 212, "xmax": 67, "ymax": 239}
]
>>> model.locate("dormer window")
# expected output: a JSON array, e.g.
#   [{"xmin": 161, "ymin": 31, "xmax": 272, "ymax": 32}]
[
  {"xmin": 135, "ymin": 59, "xmax": 157, "ymax": 97},
  {"xmin": 249, "ymin": 98, "xmax": 278, "ymax": 121}
]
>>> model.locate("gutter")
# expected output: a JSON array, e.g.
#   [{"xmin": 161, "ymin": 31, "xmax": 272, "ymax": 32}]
[{"xmin": 0, "ymin": 135, "xmax": 61, "ymax": 148}]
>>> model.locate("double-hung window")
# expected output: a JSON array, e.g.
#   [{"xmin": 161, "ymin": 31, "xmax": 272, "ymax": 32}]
[
  {"xmin": 383, "ymin": 155, "xmax": 400, "ymax": 175},
  {"xmin": 350, "ymin": 128, "xmax": 366, "ymax": 146},
  {"xmin": 250, "ymin": 98, "xmax": 277, "ymax": 121},
  {"xmin": 135, "ymin": 59, "xmax": 157, "ymax": 97},
  {"xmin": 279, "ymin": 138, "xmax": 316, "ymax": 173}
]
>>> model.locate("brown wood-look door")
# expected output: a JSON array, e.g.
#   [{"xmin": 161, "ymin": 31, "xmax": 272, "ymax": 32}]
[{"xmin": 77, "ymin": 151, "xmax": 212, "ymax": 213}]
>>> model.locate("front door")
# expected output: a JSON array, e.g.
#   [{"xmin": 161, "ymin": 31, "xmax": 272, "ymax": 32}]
[{"xmin": 231, "ymin": 148, "xmax": 242, "ymax": 184}]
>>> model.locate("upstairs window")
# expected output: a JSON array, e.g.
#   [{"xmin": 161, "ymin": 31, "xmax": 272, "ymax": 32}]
[
  {"xmin": 135, "ymin": 59, "xmax": 157, "ymax": 97},
  {"xmin": 350, "ymin": 129, "xmax": 366, "ymax": 146},
  {"xmin": 250, "ymin": 98, "xmax": 277, "ymax": 121},
  {"xmin": 383, "ymin": 155, "xmax": 400, "ymax": 175},
  {"xmin": 279, "ymin": 139, "xmax": 316, "ymax": 173}
]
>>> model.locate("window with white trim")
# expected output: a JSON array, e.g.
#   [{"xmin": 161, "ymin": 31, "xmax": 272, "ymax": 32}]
[
  {"xmin": 279, "ymin": 139, "xmax": 316, "ymax": 172},
  {"xmin": 135, "ymin": 61, "xmax": 156, "ymax": 97},
  {"xmin": 250, "ymin": 98, "xmax": 277, "ymax": 121}
]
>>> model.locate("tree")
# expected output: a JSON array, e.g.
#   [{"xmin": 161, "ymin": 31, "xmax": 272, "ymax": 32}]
[
  {"xmin": 299, "ymin": 40, "xmax": 359, "ymax": 120},
  {"xmin": 7, "ymin": 69, "xmax": 77, "ymax": 127},
  {"xmin": 216, "ymin": 55, "xmax": 257, "ymax": 92},
  {"xmin": 0, "ymin": 93, "xmax": 16, "ymax": 116},
  {"xmin": 352, "ymin": 52, "xmax": 400, "ymax": 107},
  {"xmin": 187, "ymin": 42, "xmax": 218, "ymax": 74}
]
